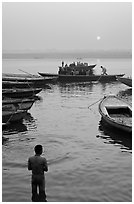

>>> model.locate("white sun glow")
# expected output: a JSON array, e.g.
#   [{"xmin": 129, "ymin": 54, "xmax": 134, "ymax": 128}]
[{"xmin": 97, "ymin": 36, "xmax": 101, "ymax": 40}]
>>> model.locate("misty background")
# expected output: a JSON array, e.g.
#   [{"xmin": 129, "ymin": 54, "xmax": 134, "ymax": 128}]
[{"xmin": 2, "ymin": 2, "xmax": 132, "ymax": 58}]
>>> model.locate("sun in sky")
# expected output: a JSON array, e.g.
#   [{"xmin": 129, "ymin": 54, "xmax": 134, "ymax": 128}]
[{"xmin": 97, "ymin": 36, "xmax": 101, "ymax": 40}]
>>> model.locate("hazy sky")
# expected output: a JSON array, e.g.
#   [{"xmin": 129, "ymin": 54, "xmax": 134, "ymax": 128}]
[{"xmin": 2, "ymin": 2, "xmax": 132, "ymax": 52}]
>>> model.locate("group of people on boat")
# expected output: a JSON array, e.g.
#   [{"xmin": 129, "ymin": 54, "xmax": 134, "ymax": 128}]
[
  {"xmin": 61, "ymin": 61, "xmax": 88, "ymax": 68},
  {"xmin": 58, "ymin": 67, "xmax": 94, "ymax": 76},
  {"xmin": 59, "ymin": 61, "xmax": 107, "ymax": 76}
]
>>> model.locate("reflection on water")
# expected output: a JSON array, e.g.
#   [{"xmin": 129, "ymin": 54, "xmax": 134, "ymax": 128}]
[
  {"xmin": 98, "ymin": 119, "xmax": 132, "ymax": 151},
  {"xmin": 2, "ymin": 112, "xmax": 37, "ymax": 138},
  {"xmin": 2, "ymin": 122, "xmax": 27, "ymax": 136},
  {"xmin": 59, "ymin": 82, "xmax": 94, "ymax": 94},
  {"xmin": 2, "ymin": 136, "xmax": 9, "ymax": 145}
]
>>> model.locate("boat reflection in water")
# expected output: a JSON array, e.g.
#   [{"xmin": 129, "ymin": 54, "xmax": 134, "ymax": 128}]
[
  {"xmin": 2, "ymin": 112, "xmax": 37, "ymax": 137},
  {"xmin": 98, "ymin": 119, "xmax": 132, "ymax": 151},
  {"xmin": 58, "ymin": 82, "xmax": 94, "ymax": 94},
  {"xmin": 23, "ymin": 112, "xmax": 37, "ymax": 131},
  {"xmin": 2, "ymin": 121, "xmax": 27, "ymax": 135}
]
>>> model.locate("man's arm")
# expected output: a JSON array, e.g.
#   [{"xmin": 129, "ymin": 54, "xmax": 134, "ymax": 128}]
[
  {"xmin": 28, "ymin": 158, "xmax": 32, "ymax": 170},
  {"xmin": 43, "ymin": 158, "xmax": 48, "ymax": 172}
]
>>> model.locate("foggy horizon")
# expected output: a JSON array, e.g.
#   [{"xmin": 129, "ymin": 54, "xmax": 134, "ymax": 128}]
[{"xmin": 2, "ymin": 2, "xmax": 132, "ymax": 52}]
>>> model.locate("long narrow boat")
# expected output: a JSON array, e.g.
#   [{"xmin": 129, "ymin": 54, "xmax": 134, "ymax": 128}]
[
  {"xmin": 2, "ymin": 75, "xmax": 57, "ymax": 87},
  {"xmin": 117, "ymin": 76, "xmax": 132, "ymax": 87},
  {"xmin": 2, "ymin": 73, "xmax": 56, "ymax": 88},
  {"xmin": 98, "ymin": 95, "xmax": 132, "ymax": 133},
  {"xmin": 2, "ymin": 98, "xmax": 35, "ymax": 111},
  {"xmin": 38, "ymin": 72, "xmax": 124, "ymax": 83},
  {"xmin": 2, "ymin": 81, "xmax": 34, "ymax": 89},
  {"xmin": 58, "ymin": 74, "xmax": 124, "ymax": 83},
  {"xmin": 2, "ymin": 73, "xmax": 39, "ymax": 78},
  {"xmin": 2, "ymin": 88, "xmax": 42, "ymax": 98}
]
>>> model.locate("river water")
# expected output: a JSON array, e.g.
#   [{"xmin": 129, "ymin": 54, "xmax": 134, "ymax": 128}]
[{"xmin": 2, "ymin": 57, "xmax": 132, "ymax": 202}]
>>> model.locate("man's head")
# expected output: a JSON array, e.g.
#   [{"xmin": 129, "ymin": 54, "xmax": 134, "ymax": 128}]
[{"xmin": 34, "ymin": 145, "xmax": 43, "ymax": 155}]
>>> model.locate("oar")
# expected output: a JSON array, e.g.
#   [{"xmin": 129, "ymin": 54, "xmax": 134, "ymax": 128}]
[
  {"xmin": 88, "ymin": 97, "xmax": 103, "ymax": 108},
  {"xmin": 96, "ymin": 74, "xmax": 103, "ymax": 83},
  {"xmin": 18, "ymin": 69, "xmax": 35, "ymax": 77}
]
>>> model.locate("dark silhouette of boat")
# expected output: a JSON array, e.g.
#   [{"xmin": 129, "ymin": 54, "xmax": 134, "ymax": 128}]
[
  {"xmin": 2, "ymin": 73, "xmax": 55, "ymax": 88},
  {"xmin": 38, "ymin": 62, "xmax": 124, "ymax": 83},
  {"xmin": 2, "ymin": 88, "xmax": 42, "ymax": 98},
  {"xmin": 39, "ymin": 72, "xmax": 124, "ymax": 83},
  {"xmin": 2, "ymin": 81, "xmax": 33, "ymax": 89}
]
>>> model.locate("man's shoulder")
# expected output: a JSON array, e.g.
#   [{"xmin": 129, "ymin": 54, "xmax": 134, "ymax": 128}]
[
  {"xmin": 40, "ymin": 156, "xmax": 47, "ymax": 162},
  {"xmin": 28, "ymin": 155, "xmax": 35, "ymax": 161}
]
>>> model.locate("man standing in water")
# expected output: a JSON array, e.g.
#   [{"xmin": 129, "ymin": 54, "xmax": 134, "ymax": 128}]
[{"xmin": 28, "ymin": 145, "xmax": 48, "ymax": 202}]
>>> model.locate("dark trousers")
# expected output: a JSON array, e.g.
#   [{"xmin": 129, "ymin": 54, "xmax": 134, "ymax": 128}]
[{"xmin": 31, "ymin": 175, "xmax": 47, "ymax": 202}]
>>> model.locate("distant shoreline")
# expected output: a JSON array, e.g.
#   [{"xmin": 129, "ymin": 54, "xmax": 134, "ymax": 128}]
[{"xmin": 2, "ymin": 51, "xmax": 132, "ymax": 59}]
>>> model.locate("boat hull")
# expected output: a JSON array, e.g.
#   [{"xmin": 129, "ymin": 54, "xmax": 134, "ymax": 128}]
[
  {"xmin": 39, "ymin": 73, "xmax": 125, "ymax": 83},
  {"xmin": 2, "ymin": 74, "xmax": 52, "ymax": 87},
  {"xmin": 2, "ymin": 88, "xmax": 42, "ymax": 98},
  {"xmin": 98, "ymin": 95, "xmax": 132, "ymax": 133},
  {"xmin": 2, "ymin": 81, "xmax": 34, "ymax": 89},
  {"xmin": 117, "ymin": 77, "xmax": 132, "ymax": 87},
  {"xmin": 58, "ymin": 74, "xmax": 124, "ymax": 83}
]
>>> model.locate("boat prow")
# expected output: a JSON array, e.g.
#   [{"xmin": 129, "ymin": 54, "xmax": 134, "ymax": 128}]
[{"xmin": 117, "ymin": 76, "xmax": 132, "ymax": 87}]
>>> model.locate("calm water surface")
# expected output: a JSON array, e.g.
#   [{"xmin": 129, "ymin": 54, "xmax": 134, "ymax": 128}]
[{"xmin": 2, "ymin": 58, "xmax": 132, "ymax": 202}]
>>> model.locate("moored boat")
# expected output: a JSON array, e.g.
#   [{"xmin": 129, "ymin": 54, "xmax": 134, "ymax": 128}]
[
  {"xmin": 39, "ymin": 72, "xmax": 124, "ymax": 83},
  {"xmin": 58, "ymin": 74, "xmax": 125, "ymax": 83},
  {"xmin": 98, "ymin": 95, "xmax": 132, "ymax": 133},
  {"xmin": 2, "ymin": 98, "xmax": 35, "ymax": 111},
  {"xmin": 2, "ymin": 73, "xmax": 54, "ymax": 87},
  {"xmin": 117, "ymin": 76, "xmax": 132, "ymax": 87},
  {"xmin": 2, "ymin": 88, "xmax": 42, "ymax": 98},
  {"xmin": 2, "ymin": 81, "xmax": 34, "ymax": 89},
  {"xmin": 38, "ymin": 62, "xmax": 124, "ymax": 83}
]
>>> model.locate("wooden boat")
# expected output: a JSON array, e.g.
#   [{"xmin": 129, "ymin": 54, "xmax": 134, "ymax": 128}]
[
  {"xmin": 58, "ymin": 74, "xmax": 124, "ymax": 83},
  {"xmin": 2, "ymin": 88, "xmax": 42, "ymax": 98},
  {"xmin": 2, "ymin": 104, "xmax": 27, "ymax": 123},
  {"xmin": 39, "ymin": 72, "xmax": 124, "ymax": 83},
  {"xmin": 2, "ymin": 98, "xmax": 35, "ymax": 111},
  {"xmin": 117, "ymin": 76, "xmax": 132, "ymax": 87},
  {"xmin": 2, "ymin": 81, "xmax": 34, "ymax": 89},
  {"xmin": 39, "ymin": 62, "xmax": 124, "ymax": 83},
  {"xmin": 2, "ymin": 73, "xmax": 55, "ymax": 87},
  {"xmin": 2, "ymin": 73, "xmax": 39, "ymax": 78},
  {"xmin": 98, "ymin": 95, "xmax": 132, "ymax": 133}
]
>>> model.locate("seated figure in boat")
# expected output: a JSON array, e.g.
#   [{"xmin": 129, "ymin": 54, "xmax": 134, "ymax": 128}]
[
  {"xmin": 101, "ymin": 66, "xmax": 108, "ymax": 75},
  {"xmin": 61, "ymin": 61, "xmax": 64, "ymax": 67},
  {"xmin": 87, "ymin": 69, "xmax": 94, "ymax": 75}
]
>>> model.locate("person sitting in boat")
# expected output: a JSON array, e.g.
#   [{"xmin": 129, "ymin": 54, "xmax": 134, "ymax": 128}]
[
  {"xmin": 101, "ymin": 66, "xmax": 108, "ymax": 75},
  {"xmin": 58, "ymin": 67, "xmax": 62, "ymax": 74},
  {"xmin": 62, "ymin": 61, "xmax": 64, "ymax": 67},
  {"xmin": 88, "ymin": 69, "xmax": 94, "ymax": 75}
]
